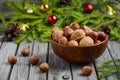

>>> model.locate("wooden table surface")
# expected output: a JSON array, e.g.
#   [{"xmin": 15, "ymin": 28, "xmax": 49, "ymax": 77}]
[
  {"xmin": 0, "ymin": 0, "xmax": 120, "ymax": 80},
  {"xmin": 0, "ymin": 37, "xmax": 119, "ymax": 80}
]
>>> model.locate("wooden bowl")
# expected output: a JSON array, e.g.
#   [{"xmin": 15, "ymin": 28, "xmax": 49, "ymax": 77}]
[{"xmin": 51, "ymin": 35, "xmax": 108, "ymax": 63}]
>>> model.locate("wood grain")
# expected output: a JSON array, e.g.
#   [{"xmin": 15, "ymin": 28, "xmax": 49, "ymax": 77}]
[
  {"xmin": 9, "ymin": 41, "xmax": 33, "ymax": 80},
  {"xmin": 95, "ymin": 43, "xmax": 118, "ymax": 80},
  {"xmin": 0, "ymin": 41, "xmax": 17, "ymax": 80},
  {"xmin": 28, "ymin": 40, "xmax": 48, "ymax": 80},
  {"xmin": 48, "ymin": 43, "xmax": 72, "ymax": 80},
  {"xmin": 71, "ymin": 62, "xmax": 98, "ymax": 80}
]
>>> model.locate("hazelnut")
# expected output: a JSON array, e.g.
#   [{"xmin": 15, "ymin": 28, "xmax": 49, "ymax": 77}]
[
  {"xmin": 63, "ymin": 26, "xmax": 70, "ymax": 31},
  {"xmin": 70, "ymin": 29, "xmax": 85, "ymax": 41},
  {"xmin": 52, "ymin": 30, "xmax": 63, "ymax": 42},
  {"xmin": 39, "ymin": 62, "xmax": 49, "ymax": 72},
  {"xmin": 67, "ymin": 40, "xmax": 78, "ymax": 47},
  {"xmin": 52, "ymin": 27, "xmax": 59, "ymax": 33},
  {"xmin": 81, "ymin": 26, "xmax": 93, "ymax": 36},
  {"xmin": 97, "ymin": 31, "xmax": 106, "ymax": 41},
  {"xmin": 79, "ymin": 36, "xmax": 94, "ymax": 47},
  {"xmin": 64, "ymin": 26, "xmax": 74, "ymax": 37},
  {"xmin": 95, "ymin": 40, "xmax": 101, "ymax": 44},
  {"xmin": 58, "ymin": 36, "xmax": 68, "ymax": 45},
  {"xmin": 82, "ymin": 66, "xmax": 92, "ymax": 76},
  {"xmin": 8, "ymin": 56, "xmax": 17, "ymax": 65},
  {"xmin": 89, "ymin": 31, "xmax": 98, "ymax": 41},
  {"xmin": 21, "ymin": 48, "xmax": 30, "ymax": 57},
  {"xmin": 70, "ymin": 22, "xmax": 80, "ymax": 30},
  {"xmin": 30, "ymin": 56, "xmax": 39, "ymax": 65}
]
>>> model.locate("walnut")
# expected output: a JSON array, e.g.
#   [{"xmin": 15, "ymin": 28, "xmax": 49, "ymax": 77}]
[
  {"xmin": 52, "ymin": 27, "xmax": 60, "ymax": 33},
  {"xmin": 58, "ymin": 36, "xmax": 68, "ymax": 45},
  {"xmin": 52, "ymin": 30, "xmax": 63, "ymax": 42},
  {"xmin": 79, "ymin": 36, "xmax": 94, "ymax": 47},
  {"xmin": 70, "ymin": 29, "xmax": 85, "ymax": 41},
  {"xmin": 67, "ymin": 40, "xmax": 78, "ymax": 47},
  {"xmin": 70, "ymin": 22, "xmax": 80, "ymax": 30}
]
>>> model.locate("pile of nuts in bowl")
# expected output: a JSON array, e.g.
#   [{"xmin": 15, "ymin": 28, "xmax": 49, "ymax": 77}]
[{"xmin": 52, "ymin": 22, "xmax": 107, "ymax": 47}]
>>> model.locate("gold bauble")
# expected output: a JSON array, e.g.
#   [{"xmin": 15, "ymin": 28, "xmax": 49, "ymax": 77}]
[
  {"xmin": 107, "ymin": 5, "xmax": 116, "ymax": 15},
  {"xmin": 40, "ymin": 3, "xmax": 49, "ymax": 11}
]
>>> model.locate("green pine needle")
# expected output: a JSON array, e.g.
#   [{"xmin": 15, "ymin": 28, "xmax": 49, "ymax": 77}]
[
  {"xmin": 0, "ymin": 0, "xmax": 120, "ymax": 43},
  {"xmin": 97, "ymin": 59, "xmax": 120, "ymax": 79}
]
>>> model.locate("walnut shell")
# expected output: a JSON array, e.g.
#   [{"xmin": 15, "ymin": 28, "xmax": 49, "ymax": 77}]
[
  {"xmin": 58, "ymin": 36, "xmax": 68, "ymax": 45},
  {"xmin": 67, "ymin": 40, "xmax": 78, "ymax": 47},
  {"xmin": 79, "ymin": 36, "xmax": 94, "ymax": 47},
  {"xmin": 52, "ymin": 27, "xmax": 59, "ymax": 33},
  {"xmin": 52, "ymin": 30, "xmax": 63, "ymax": 42},
  {"xmin": 70, "ymin": 29, "xmax": 85, "ymax": 41}
]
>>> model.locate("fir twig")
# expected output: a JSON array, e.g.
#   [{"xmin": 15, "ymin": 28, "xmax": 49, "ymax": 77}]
[{"xmin": 97, "ymin": 59, "xmax": 120, "ymax": 79}]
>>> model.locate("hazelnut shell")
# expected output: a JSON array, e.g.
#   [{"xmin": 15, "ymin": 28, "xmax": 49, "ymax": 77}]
[
  {"xmin": 82, "ymin": 66, "xmax": 92, "ymax": 76},
  {"xmin": 21, "ymin": 48, "xmax": 30, "ymax": 57},
  {"xmin": 39, "ymin": 62, "xmax": 49, "ymax": 72},
  {"xmin": 30, "ymin": 56, "xmax": 39, "ymax": 65},
  {"xmin": 8, "ymin": 56, "xmax": 17, "ymax": 65},
  {"xmin": 64, "ymin": 27, "xmax": 74, "ymax": 37},
  {"xmin": 89, "ymin": 31, "xmax": 98, "ymax": 41}
]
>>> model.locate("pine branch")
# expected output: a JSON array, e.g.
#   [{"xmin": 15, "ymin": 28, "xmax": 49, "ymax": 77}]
[
  {"xmin": 0, "ymin": 14, "xmax": 7, "ymax": 27},
  {"xmin": 97, "ymin": 59, "xmax": 120, "ymax": 79}
]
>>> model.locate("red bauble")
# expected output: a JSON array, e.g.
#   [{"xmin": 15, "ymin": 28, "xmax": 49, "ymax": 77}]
[
  {"xmin": 48, "ymin": 15, "xmax": 58, "ymax": 24},
  {"xmin": 84, "ymin": 3, "xmax": 94, "ymax": 13}
]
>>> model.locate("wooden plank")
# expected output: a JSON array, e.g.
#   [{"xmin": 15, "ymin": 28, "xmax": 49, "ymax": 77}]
[
  {"xmin": 9, "ymin": 41, "xmax": 33, "ymax": 80},
  {"xmin": 95, "ymin": 45, "xmax": 118, "ymax": 80},
  {"xmin": 0, "ymin": 41, "xmax": 17, "ymax": 80},
  {"xmin": 108, "ymin": 41, "xmax": 120, "ymax": 59},
  {"xmin": 48, "ymin": 43, "xmax": 72, "ymax": 80},
  {"xmin": 28, "ymin": 40, "xmax": 48, "ymax": 80},
  {"xmin": 71, "ymin": 62, "xmax": 98, "ymax": 80}
]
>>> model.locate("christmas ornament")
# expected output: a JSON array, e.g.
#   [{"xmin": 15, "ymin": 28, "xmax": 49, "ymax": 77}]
[
  {"xmin": 18, "ymin": 23, "xmax": 29, "ymax": 31},
  {"xmin": 40, "ymin": 3, "xmax": 49, "ymax": 12},
  {"xmin": 4, "ymin": 24, "xmax": 22, "ymax": 41},
  {"xmin": 24, "ymin": 4, "xmax": 35, "ymax": 13},
  {"xmin": 107, "ymin": 5, "xmax": 116, "ymax": 15},
  {"xmin": 26, "ymin": 8, "xmax": 33, "ymax": 13},
  {"xmin": 48, "ymin": 15, "xmax": 58, "ymax": 24},
  {"xmin": 84, "ymin": 3, "xmax": 94, "ymax": 13},
  {"xmin": 59, "ymin": 0, "xmax": 71, "ymax": 6}
]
